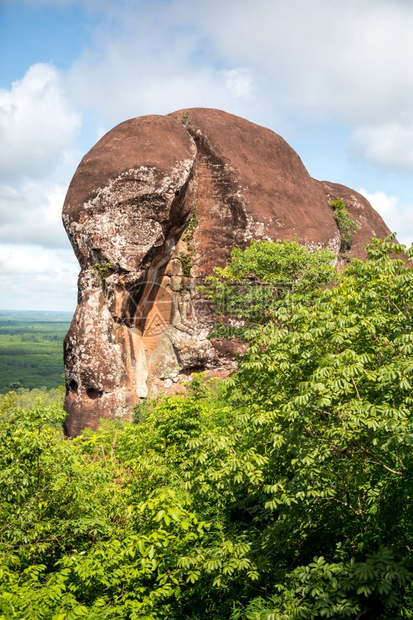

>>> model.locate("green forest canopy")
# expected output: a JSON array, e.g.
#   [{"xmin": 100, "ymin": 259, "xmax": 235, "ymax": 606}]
[
  {"xmin": 1, "ymin": 236, "xmax": 413, "ymax": 619},
  {"xmin": 0, "ymin": 311, "xmax": 71, "ymax": 392}
]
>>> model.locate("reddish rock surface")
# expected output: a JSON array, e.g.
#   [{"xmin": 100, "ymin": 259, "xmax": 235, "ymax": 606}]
[{"xmin": 62, "ymin": 108, "xmax": 391, "ymax": 436}]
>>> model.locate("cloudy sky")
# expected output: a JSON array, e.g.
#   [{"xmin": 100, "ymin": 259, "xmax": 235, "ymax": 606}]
[{"xmin": 1, "ymin": 0, "xmax": 413, "ymax": 311}]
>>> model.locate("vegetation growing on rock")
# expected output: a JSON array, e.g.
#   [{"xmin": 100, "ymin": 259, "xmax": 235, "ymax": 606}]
[
  {"xmin": 330, "ymin": 198, "xmax": 359, "ymax": 252},
  {"xmin": 178, "ymin": 205, "xmax": 198, "ymax": 278},
  {"xmin": 93, "ymin": 261, "xmax": 113, "ymax": 285}
]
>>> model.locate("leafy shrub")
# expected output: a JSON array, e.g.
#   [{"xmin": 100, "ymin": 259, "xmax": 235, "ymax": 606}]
[
  {"xmin": 93, "ymin": 262, "xmax": 112, "ymax": 284},
  {"xmin": 330, "ymin": 198, "xmax": 359, "ymax": 252},
  {"xmin": 202, "ymin": 238, "xmax": 336, "ymax": 340}
]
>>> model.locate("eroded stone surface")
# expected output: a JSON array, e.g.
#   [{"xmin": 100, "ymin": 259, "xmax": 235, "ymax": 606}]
[{"xmin": 63, "ymin": 108, "xmax": 391, "ymax": 436}]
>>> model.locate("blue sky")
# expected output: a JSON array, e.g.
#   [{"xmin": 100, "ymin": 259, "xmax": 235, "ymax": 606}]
[{"xmin": 1, "ymin": 0, "xmax": 413, "ymax": 311}]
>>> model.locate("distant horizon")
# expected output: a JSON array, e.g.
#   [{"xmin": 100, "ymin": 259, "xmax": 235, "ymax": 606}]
[{"xmin": 0, "ymin": 309, "xmax": 74, "ymax": 315}]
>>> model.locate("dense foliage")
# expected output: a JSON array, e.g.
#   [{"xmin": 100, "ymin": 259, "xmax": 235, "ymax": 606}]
[{"xmin": 1, "ymin": 237, "xmax": 413, "ymax": 619}]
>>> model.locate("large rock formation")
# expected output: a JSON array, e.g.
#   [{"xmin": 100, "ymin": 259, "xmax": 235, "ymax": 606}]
[{"xmin": 62, "ymin": 108, "xmax": 391, "ymax": 436}]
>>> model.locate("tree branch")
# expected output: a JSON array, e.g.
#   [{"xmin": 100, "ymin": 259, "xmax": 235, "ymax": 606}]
[
  {"xmin": 357, "ymin": 443, "xmax": 405, "ymax": 476},
  {"xmin": 351, "ymin": 377, "xmax": 361, "ymax": 400}
]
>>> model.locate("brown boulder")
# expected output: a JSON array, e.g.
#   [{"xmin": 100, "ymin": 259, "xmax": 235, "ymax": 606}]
[{"xmin": 62, "ymin": 108, "xmax": 391, "ymax": 436}]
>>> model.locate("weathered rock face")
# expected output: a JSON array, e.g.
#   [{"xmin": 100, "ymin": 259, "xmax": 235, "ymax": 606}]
[{"xmin": 62, "ymin": 108, "xmax": 391, "ymax": 436}]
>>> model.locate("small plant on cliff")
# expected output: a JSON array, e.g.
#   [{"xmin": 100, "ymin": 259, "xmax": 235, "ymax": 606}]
[
  {"xmin": 179, "ymin": 251, "xmax": 193, "ymax": 277},
  {"xmin": 93, "ymin": 261, "xmax": 112, "ymax": 284},
  {"xmin": 330, "ymin": 198, "xmax": 359, "ymax": 252},
  {"xmin": 178, "ymin": 205, "xmax": 198, "ymax": 278},
  {"xmin": 178, "ymin": 110, "xmax": 189, "ymax": 126},
  {"xmin": 184, "ymin": 204, "xmax": 198, "ymax": 242},
  {"xmin": 184, "ymin": 204, "xmax": 198, "ymax": 252}
]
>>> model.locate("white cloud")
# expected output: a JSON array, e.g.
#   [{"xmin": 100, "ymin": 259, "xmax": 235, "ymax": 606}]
[
  {"xmin": 64, "ymin": 2, "xmax": 277, "ymax": 126},
  {"xmin": 0, "ymin": 178, "xmax": 71, "ymax": 248},
  {"xmin": 196, "ymin": 0, "xmax": 413, "ymax": 172},
  {"xmin": 0, "ymin": 61, "xmax": 81, "ymax": 311},
  {"xmin": 359, "ymin": 187, "xmax": 413, "ymax": 246},
  {"xmin": 353, "ymin": 123, "xmax": 413, "ymax": 172},
  {"xmin": 188, "ymin": 0, "xmax": 413, "ymax": 121},
  {"xmin": 59, "ymin": 0, "xmax": 413, "ymax": 172},
  {"xmin": 0, "ymin": 245, "xmax": 78, "ymax": 311},
  {"xmin": 222, "ymin": 68, "xmax": 253, "ymax": 99},
  {"xmin": 0, "ymin": 62, "xmax": 80, "ymax": 309},
  {"xmin": 67, "ymin": 54, "xmax": 263, "ymax": 128},
  {"xmin": 0, "ymin": 63, "xmax": 80, "ymax": 182}
]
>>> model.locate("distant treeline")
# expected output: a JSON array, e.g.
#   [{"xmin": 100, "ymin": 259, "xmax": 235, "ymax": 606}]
[{"xmin": 0, "ymin": 311, "xmax": 72, "ymax": 392}]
